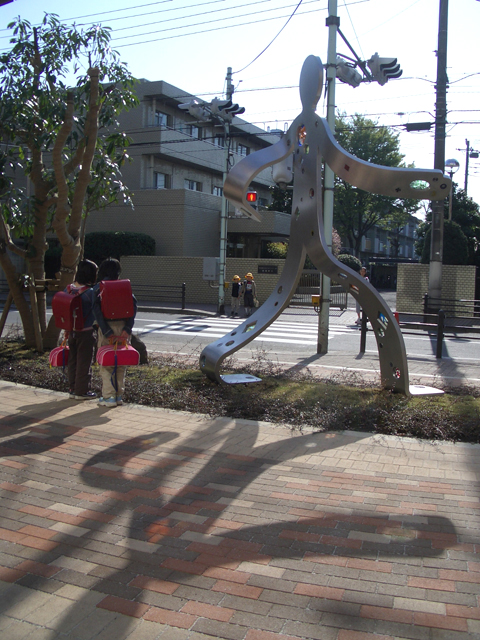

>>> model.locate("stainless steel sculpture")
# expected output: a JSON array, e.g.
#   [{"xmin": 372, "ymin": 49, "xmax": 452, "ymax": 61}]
[{"xmin": 200, "ymin": 55, "xmax": 451, "ymax": 395}]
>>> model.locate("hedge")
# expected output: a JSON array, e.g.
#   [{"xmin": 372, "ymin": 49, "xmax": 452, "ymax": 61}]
[{"xmin": 84, "ymin": 231, "xmax": 155, "ymax": 266}]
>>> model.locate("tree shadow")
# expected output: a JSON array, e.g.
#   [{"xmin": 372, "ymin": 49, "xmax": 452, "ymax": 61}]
[{"xmin": 0, "ymin": 399, "xmax": 114, "ymax": 457}]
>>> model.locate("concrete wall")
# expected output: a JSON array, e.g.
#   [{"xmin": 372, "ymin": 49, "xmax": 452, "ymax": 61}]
[
  {"xmin": 120, "ymin": 256, "xmax": 287, "ymax": 305},
  {"xmin": 397, "ymin": 263, "xmax": 477, "ymax": 314},
  {"xmin": 86, "ymin": 189, "xmax": 222, "ymax": 257}
]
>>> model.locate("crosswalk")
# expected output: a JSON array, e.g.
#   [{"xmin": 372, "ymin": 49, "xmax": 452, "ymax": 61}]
[{"xmin": 136, "ymin": 316, "xmax": 359, "ymax": 346}]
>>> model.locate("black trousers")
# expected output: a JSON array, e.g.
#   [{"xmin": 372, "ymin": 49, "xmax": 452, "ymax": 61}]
[{"xmin": 68, "ymin": 328, "xmax": 96, "ymax": 396}]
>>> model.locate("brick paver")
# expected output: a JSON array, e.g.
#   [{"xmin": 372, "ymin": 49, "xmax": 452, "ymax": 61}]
[{"xmin": 0, "ymin": 379, "xmax": 480, "ymax": 639}]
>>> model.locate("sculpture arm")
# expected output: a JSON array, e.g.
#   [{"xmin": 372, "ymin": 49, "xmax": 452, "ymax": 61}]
[
  {"xmin": 316, "ymin": 117, "xmax": 451, "ymax": 200},
  {"xmin": 223, "ymin": 135, "xmax": 294, "ymax": 222}
]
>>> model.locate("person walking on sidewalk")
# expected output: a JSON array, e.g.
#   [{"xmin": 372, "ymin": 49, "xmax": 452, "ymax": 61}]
[
  {"xmin": 66, "ymin": 259, "xmax": 98, "ymax": 400},
  {"xmin": 355, "ymin": 266, "xmax": 369, "ymax": 324},
  {"xmin": 242, "ymin": 272, "xmax": 257, "ymax": 317},
  {"xmin": 93, "ymin": 258, "xmax": 137, "ymax": 408}
]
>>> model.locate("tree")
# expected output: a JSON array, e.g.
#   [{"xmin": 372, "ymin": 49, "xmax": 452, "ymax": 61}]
[
  {"xmin": 268, "ymin": 184, "xmax": 292, "ymax": 214},
  {"xmin": 420, "ymin": 220, "xmax": 469, "ymax": 265},
  {"xmin": 0, "ymin": 14, "xmax": 138, "ymax": 348},
  {"xmin": 415, "ymin": 185, "xmax": 480, "ymax": 265},
  {"xmin": 333, "ymin": 113, "xmax": 420, "ymax": 257}
]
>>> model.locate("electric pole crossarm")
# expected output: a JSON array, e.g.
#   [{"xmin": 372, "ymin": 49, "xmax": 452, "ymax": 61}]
[{"xmin": 316, "ymin": 118, "xmax": 451, "ymax": 199}]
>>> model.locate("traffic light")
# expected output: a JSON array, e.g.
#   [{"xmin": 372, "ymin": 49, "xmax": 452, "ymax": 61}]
[
  {"xmin": 246, "ymin": 191, "xmax": 257, "ymax": 209},
  {"xmin": 178, "ymin": 100, "xmax": 210, "ymax": 120},
  {"xmin": 367, "ymin": 53, "xmax": 402, "ymax": 86},
  {"xmin": 210, "ymin": 98, "xmax": 245, "ymax": 121},
  {"xmin": 336, "ymin": 57, "xmax": 363, "ymax": 88}
]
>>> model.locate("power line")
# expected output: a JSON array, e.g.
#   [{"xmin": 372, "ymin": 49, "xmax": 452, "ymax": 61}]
[
  {"xmin": 233, "ymin": 0, "xmax": 304, "ymax": 75},
  {"xmin": 104, "ymin": 0, "xmax": 272, "ymax": 33},
  {"xmin": 111, "ymin": 1, "xmax": 323, "ymax": 45}
]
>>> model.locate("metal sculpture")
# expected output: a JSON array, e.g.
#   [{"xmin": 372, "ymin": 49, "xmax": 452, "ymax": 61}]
[{"xmin": 200, "ymin": 55, "xmax": 450, "ymax": 395}]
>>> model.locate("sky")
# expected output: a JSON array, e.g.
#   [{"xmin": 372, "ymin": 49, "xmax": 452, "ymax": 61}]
[{"xmin": 1, "ymin": 0, "xmax": 479, "ymax": 210}]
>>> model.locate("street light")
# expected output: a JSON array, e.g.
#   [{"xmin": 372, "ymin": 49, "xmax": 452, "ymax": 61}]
[{"xmin": 445, "ymin": 158, "xmax": 460, "ymax": 221}]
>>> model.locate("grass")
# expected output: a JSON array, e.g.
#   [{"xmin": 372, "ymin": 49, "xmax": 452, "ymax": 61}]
[{"xmin": 1, "ymin": 338, "xmax": 480, "ymax": 443}]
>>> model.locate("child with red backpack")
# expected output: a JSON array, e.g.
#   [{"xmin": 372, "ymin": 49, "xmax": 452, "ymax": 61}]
[
  {"xmin": 93, "ymin": 258, "xmax": 137, "ymax": 408},
  {"xmin": 64, "ymin": 259, "xmax": 98, "ymax": 400}
]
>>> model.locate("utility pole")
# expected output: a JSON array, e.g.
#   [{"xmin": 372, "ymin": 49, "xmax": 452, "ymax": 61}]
[
  {"xmin": 465, "ymin": 139, "xmax": 470, "ymax": 193},
  {"xmin": 428, "ymin": 0, "xmax": 449, "ymax": 305},
  {"xmin": 179, "ymin": 74, "xmax": 244, "ymax": 316},
  {"xmin": 318, "ymin": 0, "xmax": 338, "ymax": 354},
  {"xmin": 217, "ymin": 67, "xmax": 233, "ymax": 315}
]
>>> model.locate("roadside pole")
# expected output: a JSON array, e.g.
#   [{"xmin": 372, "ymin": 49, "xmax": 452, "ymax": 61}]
[
  {"xmin": 218, "ymin": 68, "xmax": 234, "ymax": 315},
  {"xmin": 318, "ymin": 0, "xmax": 338, "ymax": 353}
]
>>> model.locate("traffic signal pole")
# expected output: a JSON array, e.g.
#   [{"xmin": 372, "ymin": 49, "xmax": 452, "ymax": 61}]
[
  {"xmin": 318, "ymin": 0, "xmax": 338, "ymax": 354},
  {"xmin": 218, "ymin": 68, "xmax": 234, "ymax": 315},
  {"xmin": 428, "ymin": 0, "xmax": 449, "ymax": 305}
]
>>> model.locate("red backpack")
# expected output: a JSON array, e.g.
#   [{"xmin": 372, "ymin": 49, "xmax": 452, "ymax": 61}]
[
  {"xmin": 51, "ymin": 286, "xmax": 86, "ymax": 332},
  {"xmin": 99, "ymin": 279, "xmax": 135, "ymax": 320}
]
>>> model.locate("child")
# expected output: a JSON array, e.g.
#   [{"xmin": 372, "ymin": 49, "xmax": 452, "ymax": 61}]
[
  {"xmin": 230, "ymin": 275, "xmax": 241, "ymax": 317},
  {"xmin": 93, "ymin": 258, "xmax": 137, "ymax": 407},
  {"xmin": 242, "ymin": 272, "xmax": 257, "ymax": 317},
  {"xmin": 66, "ymin": 259, "xmax": 98, "ymax": 400},
  {"xmin": 355, "ymin": 266, "xmax": 369, "ymax": 324}
]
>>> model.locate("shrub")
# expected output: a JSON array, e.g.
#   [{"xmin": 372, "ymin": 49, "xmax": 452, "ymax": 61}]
[
  {"xmin": 337, "ymin": 253, "xmax": 362, "ymax": 272},
  {"xmin": 266, "ymin": 242, "xmax": 288, "ymax": 259},
  {"xmin": 84, "ymin": 231, "xmax": 155, "ymax": 266}
]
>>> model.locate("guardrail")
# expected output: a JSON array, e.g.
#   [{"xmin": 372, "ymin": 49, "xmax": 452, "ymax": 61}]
[
  {"xmin": 359, "ymin": 307, "xmax": 480, "ymax": 359},
  {"xmin": 0, "ymin": 281, "xmax": 187, "ymax": 310}
]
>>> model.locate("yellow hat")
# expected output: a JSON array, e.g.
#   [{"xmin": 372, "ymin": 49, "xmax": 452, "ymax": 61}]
[
  {"xmin": 232, "ymin": 275, "xmax": 241, "ymax": 282},
  {"xmin": 245, "ymin": 272, "xmax": 253, "ymax": 278}
]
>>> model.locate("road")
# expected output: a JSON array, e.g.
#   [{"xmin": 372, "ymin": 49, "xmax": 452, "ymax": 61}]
[
  {"xmin": 131, "ymin": 309, "xmax": 480, "ymax": 367},
  {"xmin": 3, "ymin": 300, "xmax": 480, "ymax": 369}
]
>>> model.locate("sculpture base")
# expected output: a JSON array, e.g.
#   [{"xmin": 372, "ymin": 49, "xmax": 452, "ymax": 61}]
[
  {"xmin": 220, "ymin": 374, "xmax": 262, "ymax": 385},
  {"xmin": 409, "ymin": 384, "xmax": 444, "ymax": 396}
]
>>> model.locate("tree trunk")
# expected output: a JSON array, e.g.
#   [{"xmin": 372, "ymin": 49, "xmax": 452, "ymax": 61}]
[{"xmin": 0, "ymin": 252, "xmax": 36, "ymax": 346}]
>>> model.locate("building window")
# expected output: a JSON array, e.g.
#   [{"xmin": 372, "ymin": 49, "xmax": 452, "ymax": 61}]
[
  {"xmin": 185, "ymin": 124, "xmax": 201, "ymax": 139},
  {"xmin": 212, "ymin": 186, "xmax": 223, "ymax": 197},
  {"xmin": 185, "ymin": 179, "xmax": 202, "ymax": 192},
  {"xmin": 154, "ymin": 110, "xmax": 169, "ymax": 127},
  {"xmin": 214, "ymin": 135, "xmax": 225, "ymax": 148},
  {"xmin": 258, "ymin": 197, "xmax": 268, "ymax": 208},
  {"xmin": 155, "ymin": 172, "xmax": 170, "ymax": 189},
  {"xmin": 237, "ymin": 144, "xmax": 249, "ymax": 157}
]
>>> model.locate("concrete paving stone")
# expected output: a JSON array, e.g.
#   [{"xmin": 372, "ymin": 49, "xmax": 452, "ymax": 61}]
[
  {"xmin": 281, "ymin": 619, "xmax": 338, "ymax": 640},
  {"xmin": 16, "ymin": 573, "xmax": 65, "ymax": 594},
  {"xmin": 135, "ymin": 590, "xmax": 188, "ymax": 611},
  {"xmin": 170, "ymin": 584, "xmax": 225, "ymax": 605},
  {"xmin": 67, "ymin": 607, "xmax": 120, "ymax": 640},
  {"xmin": 91, "ymin": 613, "xmax": 142, "ymax": 640},
  {"xmin": 190, "ymin": 618, "xmax": 248, "ymax": 640},
  {"xmin": 0, "ymin": 617, "xmax": 50, "ymax": 640},
  {"xmin": 23, "ymin": 627, "xmax": 60, "ymax": 640},
  {"xmin": 0, "ymin": 582, "xmax": 52, "ymax": 617}
]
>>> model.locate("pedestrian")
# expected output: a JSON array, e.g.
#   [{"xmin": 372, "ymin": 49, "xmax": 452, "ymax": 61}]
[
  {"xmin": 66, "ymin": 259, "xmax": 98, "ymax": 400},
  {"xmin": 93, "ymin": 258, "xmax": 137, "ymax": 408},
  {"xmin": 230, "ymin": 275, "xmax": 242, "ymax": 317},
  {"xmin": 355, "ymin": 266, "xmax": 369, "ymax": 324},
  {"xmin": 242, "ymin": 272, "xmax": 257, "ymax": 317}
]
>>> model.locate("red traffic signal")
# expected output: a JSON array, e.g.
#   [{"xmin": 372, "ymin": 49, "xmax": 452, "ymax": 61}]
[{"xmin": 246, "ymin": 191, "xmax": 257, "ymax": 203}]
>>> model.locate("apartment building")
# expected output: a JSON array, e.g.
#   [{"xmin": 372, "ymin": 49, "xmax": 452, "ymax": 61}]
[{"xmin": 86, "ymin": 79, "xmax": 291, "ymax": 258}]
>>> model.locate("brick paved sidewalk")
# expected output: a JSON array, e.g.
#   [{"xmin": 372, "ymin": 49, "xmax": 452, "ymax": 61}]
[{"xmin": 1, "ymin": 380, "xmax": 480, "ymax": 640}]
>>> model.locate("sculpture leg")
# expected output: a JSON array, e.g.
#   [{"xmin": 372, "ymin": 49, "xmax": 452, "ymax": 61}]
[{"xmin": 200, "ymin": 231, "xmax": 307, "ymax": 385}]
